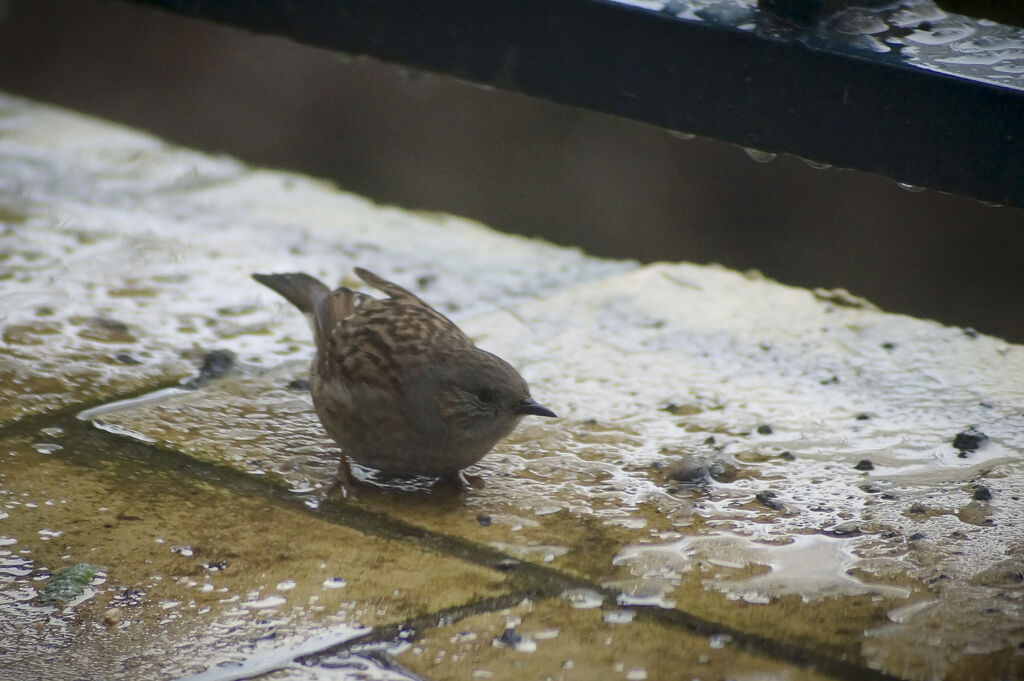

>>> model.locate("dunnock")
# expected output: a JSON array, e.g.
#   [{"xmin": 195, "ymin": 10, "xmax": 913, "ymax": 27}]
[{"xmin": 253, "ymin": 268, "xmax": 555, "ymax": 481}]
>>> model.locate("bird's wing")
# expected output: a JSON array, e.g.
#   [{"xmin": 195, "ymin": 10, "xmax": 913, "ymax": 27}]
[
  {"xmin": 351, "ymin": 268, "xmax": 472, "ymax": 349},
  {"xmin": 321, "ymin": 299, "xmax": 473, "ymax": 389},
  {"xmin": 312, "ymin": 269, "xmax": 476, "ymax": 390},
  {"xmin": 354, "ymin": 267, "xmax": 429, "ymax": 306}
]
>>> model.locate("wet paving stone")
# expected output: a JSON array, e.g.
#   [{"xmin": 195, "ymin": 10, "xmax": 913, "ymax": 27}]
[
  {"xmin": 0, "ymin": 92, "xmax": 631, "ymax": 427},
  {"xmin": 3, "ymin": 92, "xmax": 1024, "ymax": 681},
  {"xmin": 87, "ymin": 265, "xmax": 1024, "ymax": 681},
  {"xmin": 0, "ymin": 430, "xmax": 513, "ymax": 681},
  {"xmin": 394, "ymin": 598, "xmax": 837, "ymax": 681}
]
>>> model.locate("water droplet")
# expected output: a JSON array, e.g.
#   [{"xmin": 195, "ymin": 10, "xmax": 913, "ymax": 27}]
[
  {"xmin": 743, "ymin": 147, "xmax": 777, "ymax": 163},
  {"xmin": 322, "ymin": 577, "xmax": 347, "ymax": 589},
  {"xmin": 515, "ymin": 638, "xmax": 537, "ymax": 653},
  {"xmin": 709, "ymin": 633, "xmax": 732, "ymax": 649},
  {"xmin": 562, "ymin": 588, "xmax": 604, "ymax": 609},
  {"xmin": 31, "ymin": 443, "xmax": 62, "ymax": 455},
  {"xmin": 897, "ymin": 182, "xmax": 925, "ymax": 192},
  {"xmin": 243, "ymin": 595, "xmax": 287, "ymax": 609},
  {"xmin": 276, "ymin": 578, "xmax": 297, "ymax": 591},
  {"xmin": 886, "ymin": 598, "xmax": 940, "ymax": 624},
  {"xmin": 603, "ymin": 609, "xmax": 635, "ymax": 624},
  {"xmin": 627, "ymin": 669, "xmax": 648, "ymax": 681},
  {"xmin": 605, "ymin": 517, "xmax": 647, "ymax": 529},
  {"xmin": 668, "ymin": 130, "xmax": 695, "ymax": 141},
  {"xmin": 0, "ymin": 557, "xmax": 32, "ymax": 577},
  {"xmin": 533, "ymin": 503, "xmax": 561, "ymax": 516},
  {"xmin": 802, "ymin": 158, "xmax": 831, "ymax": 170}
]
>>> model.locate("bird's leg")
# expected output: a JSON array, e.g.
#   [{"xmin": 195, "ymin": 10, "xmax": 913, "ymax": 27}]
[
  {"xmin": 436, "ymin": 469, "xmax": 484, "ymax": 490},
  {"xmin": 327, "ymin": 456, "xmax": 359, "ymax": 499}
]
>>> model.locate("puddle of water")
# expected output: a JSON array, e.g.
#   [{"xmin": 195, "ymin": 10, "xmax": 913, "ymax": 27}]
[
  {"xmin": 863, "ymin": 581, "xmax": 1024, "ymax": 681},
  {"xmin": 178, "ymin": 625, "xmax": 370, "ymax": 681},
  {"xmin": 614, "ymin": 533, "xmax": 912, "ymax": 605}
]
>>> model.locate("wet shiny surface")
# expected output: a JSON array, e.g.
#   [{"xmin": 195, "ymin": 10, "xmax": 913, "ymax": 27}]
[
  {"xmin": 611, "ymin": 0, "xmax": 1024, "ymax": 91},
  {"xmin": 396, "ymin": 597, "xmax": 835, "ymax": 681},
  {"xmin": 92, "ymin": 264, "xmax": 1024, "ymax": 679},
  {"xmin": 0, "ymin": 91, "xmax": 631, "ymax": 424},
  {"xmin": 0, "ymin": 431, "xmax": 507, "ymax": 680},
  {"xmin": 2, "ymin": 93, "xmax": 1023, "ymax": 680}
]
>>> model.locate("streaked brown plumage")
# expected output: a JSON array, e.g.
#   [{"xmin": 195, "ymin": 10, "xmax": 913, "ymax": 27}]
[{"xmin": 253, "ymin": 268, "xmax": 555, "ymax": 478}]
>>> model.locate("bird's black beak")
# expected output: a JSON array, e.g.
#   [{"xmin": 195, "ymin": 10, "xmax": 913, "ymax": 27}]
[{"xmin": 517, "ymin": 397, "xmax": 556, "ymax": 418}]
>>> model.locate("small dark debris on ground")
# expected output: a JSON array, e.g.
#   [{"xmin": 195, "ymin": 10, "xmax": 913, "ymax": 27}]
[
  {"xmin": 287, "ymin": 377, "xmax": 311, "ymax": 391},
  {"xmin": 755, "ymin": 490, "xmax": 784, "ymax": 510},
  {"xmin": 495, "ymin": 626, "xmax": 522, "ymax": 647},
  {"xmin": 953, "ymin": 427, "xmax": 988, "ymax": 454},
  {"xmin": 666, "ymin": 458, "xmax": 711, "ymax": 484},
  {"xmin": 184, "ymin": 349, "xmax": 236, "ymax": 388}
]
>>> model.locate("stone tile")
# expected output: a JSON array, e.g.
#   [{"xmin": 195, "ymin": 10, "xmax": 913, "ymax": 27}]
[
  {"xmin": 392, "ymin": 597, "xmax": 835, "ymax": 681},
  {"xmin": 4, "ymin": 91, "xmax": 1024, "ymax": 681},
  {"xmin": 0, "ymin": 430, "xmax": 511, "ymax": 680},
  {"xmin": 90, "ymin": 263, "xmax": 1024, "ymax": 680}
]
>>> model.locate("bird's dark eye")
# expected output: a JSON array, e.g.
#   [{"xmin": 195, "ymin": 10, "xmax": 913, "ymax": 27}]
[{"xmin": 475, "ymin": 388, "xmax": 497, "ymax": 404}]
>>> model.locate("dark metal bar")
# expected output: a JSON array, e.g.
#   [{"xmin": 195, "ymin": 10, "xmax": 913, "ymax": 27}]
[{"xmin": 128, "ymin": 0, "xmax": 1024, "ymax": 209}]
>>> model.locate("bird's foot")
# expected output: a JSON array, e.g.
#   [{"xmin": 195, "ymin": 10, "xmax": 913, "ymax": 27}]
[
  {"xmin": 435, "ymin": 469, "xmax": 484, "ymax": 491},
  {"xmin": 326, "ymin": 457, "xmax": 362, "ymax": 499}
]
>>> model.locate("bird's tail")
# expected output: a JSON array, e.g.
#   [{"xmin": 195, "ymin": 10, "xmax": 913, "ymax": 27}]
[{"xmin": 251, "ymin": 273, "xmax": 330, "ymax": 314}]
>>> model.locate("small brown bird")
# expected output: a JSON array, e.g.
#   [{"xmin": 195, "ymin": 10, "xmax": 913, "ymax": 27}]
[{"xmin": 253, "ymin": 268, "xmax": 556, "ymax": 481}]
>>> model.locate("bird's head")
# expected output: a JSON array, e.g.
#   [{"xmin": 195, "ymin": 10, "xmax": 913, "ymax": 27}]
[{"xmin": 427, "ymin": 349, "xmax": 555, "ymax": 452}]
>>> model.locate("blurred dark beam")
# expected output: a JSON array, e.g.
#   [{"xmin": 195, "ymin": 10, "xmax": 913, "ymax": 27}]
[
  {"xmin": 127, "ymin": 0, "xmax": 1024, "ymax": 209},
  {"xmin": 937, "ymin": 1, "xmax": 1024, "ymax": 28}
]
